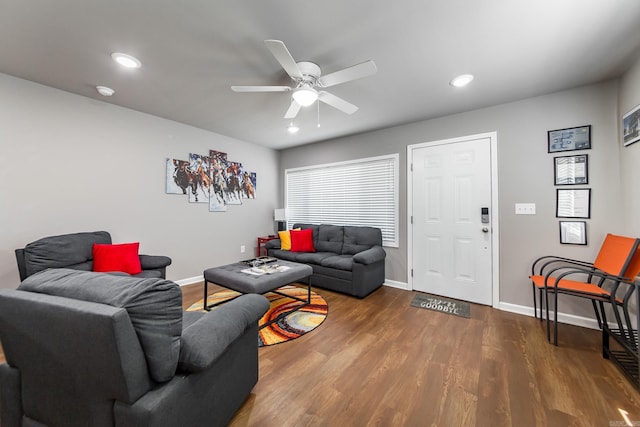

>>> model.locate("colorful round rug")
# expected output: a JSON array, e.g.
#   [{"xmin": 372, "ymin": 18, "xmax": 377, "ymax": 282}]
[{"xmin": 187, "ymin": 285, "xmax": 328, "ymax": 347}]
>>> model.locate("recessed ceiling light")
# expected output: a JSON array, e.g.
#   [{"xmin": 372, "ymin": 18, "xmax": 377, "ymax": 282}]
[
  {"xmin": 111, "ymin": 52, "xmax": 141, "ymax": 69},
  {"xmin": 450, "ymin": 74, "xmax": 474, "ymax": 88},
  {"xmin": 96, "ymin": 85, "xmax": 115, "ymax": 96},
  {"xmin": 287, "ymin": 123, "xmax": 300, "ymax": 134}
]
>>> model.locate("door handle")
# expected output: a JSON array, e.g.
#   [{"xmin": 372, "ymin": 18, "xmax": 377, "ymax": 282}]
[{"xmin": 482, "ymin": 227, "xmax": 489, "ymax": 233}]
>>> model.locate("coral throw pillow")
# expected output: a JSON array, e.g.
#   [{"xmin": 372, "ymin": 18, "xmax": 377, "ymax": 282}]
[
  {"xmin": 92, "ymin": 242, "xmax": 142, "ymax": 275},
  {"xmin": 290, "ymin": 229, "xmax": 315, "ymax": 253}
]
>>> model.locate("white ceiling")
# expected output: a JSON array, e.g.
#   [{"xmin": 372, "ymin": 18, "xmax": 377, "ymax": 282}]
[{"xmin": 2, "ymin": 0, "xmax": 640, "ymax": 150}]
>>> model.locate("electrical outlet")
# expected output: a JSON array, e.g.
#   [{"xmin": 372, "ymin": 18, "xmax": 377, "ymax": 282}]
[
  {"xmin": 240, "ymin": 245, "xmax": 246, "ymax": 253},
  {"xmin": 515, "ymin": 203, "xmax": 536, "ymax": 215}
]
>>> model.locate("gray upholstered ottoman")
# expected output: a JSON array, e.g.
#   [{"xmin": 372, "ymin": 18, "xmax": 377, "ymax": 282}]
[{"xmin": 203, "ymin": 260, "xmax": 313, "ymax": 328}]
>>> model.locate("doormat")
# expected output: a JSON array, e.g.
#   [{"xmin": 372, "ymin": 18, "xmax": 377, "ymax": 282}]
[{"xmin": 410, "ymin": 293, "xmax": 471, "ymax": 318}]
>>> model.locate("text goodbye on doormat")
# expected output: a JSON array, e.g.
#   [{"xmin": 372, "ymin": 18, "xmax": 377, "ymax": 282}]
[{"xmin": 410, "ymin": 294, "xmax": 471, "ymax": 318}]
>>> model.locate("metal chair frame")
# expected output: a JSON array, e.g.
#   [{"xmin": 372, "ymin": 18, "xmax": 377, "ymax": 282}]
[{"xmin": 529, "ymin": 234, "xmax": 640, "ymax": 346}]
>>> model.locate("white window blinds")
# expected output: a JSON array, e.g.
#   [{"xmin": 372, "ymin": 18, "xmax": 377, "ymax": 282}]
[{"xmin": 285, "ymin": 154, "xmax": 399, "ymax": 247}]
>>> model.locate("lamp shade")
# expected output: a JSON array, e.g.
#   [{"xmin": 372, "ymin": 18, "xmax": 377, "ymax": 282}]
[{"xmin": 274, "ymin": 209, "xmax": 287, "ymax": 221}]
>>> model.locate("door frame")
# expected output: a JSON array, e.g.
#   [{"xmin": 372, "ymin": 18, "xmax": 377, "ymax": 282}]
[{"xmin": 407, "ymin": 131, "xmax": 500, "ymax": 307}]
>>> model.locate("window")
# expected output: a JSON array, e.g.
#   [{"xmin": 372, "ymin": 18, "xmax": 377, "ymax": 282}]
[{"xmin": 285, "ymin": 154, "xmax": 399, "ymax": 247}]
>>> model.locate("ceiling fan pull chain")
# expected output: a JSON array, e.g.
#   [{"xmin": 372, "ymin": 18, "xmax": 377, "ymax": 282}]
[{"xmin": 317, "ymin": 101, "xmax": 321, "ymax": 128}]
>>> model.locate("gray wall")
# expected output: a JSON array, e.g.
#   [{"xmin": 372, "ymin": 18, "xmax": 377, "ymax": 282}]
[
  {"xmin": 2, "ymin": 61, "xmax": 638, "ymax": 318},
  {"xmin": 0, "ymin": 73, "xmax": 280, "ymax": 287},
  {"xmin": 280, "ymin": 79, "xmax": 626, "ymax": 315},
  {"xmin": 619, "ymin": 54, "xmax": 640, "ymax": 236}
]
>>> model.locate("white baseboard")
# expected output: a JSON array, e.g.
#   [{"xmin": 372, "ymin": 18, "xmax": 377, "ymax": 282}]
[
  {"xmin": 174, "ymin": 275, "xmax": 203, "ymax": 287},
  {"xmin": 497, "ymin": 301, "xmax": 601, "ymax": 330},
  {"xmin": 383, "ymin": 279, "xmax": 409, "ymax": 290}
]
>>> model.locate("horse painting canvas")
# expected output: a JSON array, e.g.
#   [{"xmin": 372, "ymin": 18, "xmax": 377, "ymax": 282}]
[
  {"xmin": 166, "ymin": 158, "xmax": 197, "ymax": 196},
  {"xmin": 242, "ymin": 171, "xmax": 257, "ymax": 199},
  {"xmin": 188, "ymin": 153, "xmax": 211, "ymax": 203}
]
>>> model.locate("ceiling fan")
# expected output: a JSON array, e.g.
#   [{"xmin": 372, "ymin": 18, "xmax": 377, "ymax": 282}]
[{"xmin": 231, "ymin": 40, "xmax": 377, "ymax": 119}]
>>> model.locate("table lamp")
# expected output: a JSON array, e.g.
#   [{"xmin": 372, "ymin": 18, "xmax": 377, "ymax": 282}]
[{"xmin": 274, "ymin": 209, "xmax": 287, "ymax": 231}]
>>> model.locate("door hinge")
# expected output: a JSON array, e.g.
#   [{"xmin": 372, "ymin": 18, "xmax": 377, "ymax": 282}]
[
  {"xmin": 410, "ymin": 163, "xmax": 413, "ymax": 172},
  {"xmin": 411, "ymin": 215, "xmax": 413, "ymax": 224},
  {"xmin": 411, "ymin": 269, "xmax": 413, "ymax": 277}
]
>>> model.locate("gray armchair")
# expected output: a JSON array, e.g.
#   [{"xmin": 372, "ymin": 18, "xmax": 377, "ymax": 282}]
[
  {"xmin": 15, "ymin": 231, "xmax": 172, "ymax": 280},
  {"xmin": 0, "ymin": 269, "xmax": 269, "ymax": 427}
]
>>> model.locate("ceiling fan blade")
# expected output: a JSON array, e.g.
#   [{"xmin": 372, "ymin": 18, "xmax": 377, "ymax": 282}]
[
  {"xmin": 231, "ymin": 85, "xmax": 291, "ymax": 92},
  {"xmin": 318, "ymin": 91, "xmax": 358, "ymax": 114},
  {"xmin": 317, "ymin": 60, "xmax": 377, "ymax": 88},
  {"xmin": 264, "ymin": 40, "xmax": 303, "ymax": 80},
  {"xmin": 284, "ymin": 100, "xmax": 302, "ymax": 119}
]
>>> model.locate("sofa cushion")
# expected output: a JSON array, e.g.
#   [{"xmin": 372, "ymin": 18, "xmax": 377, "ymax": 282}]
[
  {"xmin": 295, "ymin": 252, "xmax": 336, "ymax": 265},
  {"xmin": 316, "ymin": 225, "xmax": 344, "ymax": 254},
  {"xmin": 342, "ymin": 226, "xmax": 383, "ymax": 255},
  {"xmin": 133, "ymin": 270, "xmax": 164, "ymax": 279},
  {"xmin": 290, "ymin": 229, "xmax": 315, "ymax": 252},
  {"xmin": 18, "ymin": 268, "xmax": 183, "ymax": 383},
  {"xmin": 268, "ymin": 249, "xmax": 300, "ymax": 262},
  {"xmin": 312, "ymin": 264, "xmax": 353, "ymax": 281},
  {"xmin": 66, "ymin": 261, "xmax": 94, "ymax": 272},
  {"xmin": 320, "ymin": 255, "xmax": 354, "ymax": 271},
  {"xmin": 23, "ymin": 231, "xmax": 112, "ymax": 277},
  {"xmin": 93, "ymin": 242, "xmax": 142, "ymax": 275}
]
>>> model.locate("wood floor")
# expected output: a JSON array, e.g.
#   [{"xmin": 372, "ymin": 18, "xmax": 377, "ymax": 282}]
[
  {"xmin": 1, "ymin": 284, "xmax": 637, "ymax": 426},
  {"xmin": 182, "ymin": 283, "xmax": 640, "ymax": 427}
]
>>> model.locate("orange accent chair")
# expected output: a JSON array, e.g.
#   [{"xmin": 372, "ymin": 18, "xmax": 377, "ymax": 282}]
[{"xmin": 530, "ymin": 234, "xmax": 640, "ymax": 345}]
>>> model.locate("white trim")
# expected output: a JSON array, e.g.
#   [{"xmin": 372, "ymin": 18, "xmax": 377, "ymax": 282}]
[
  {"xmin": 383, "ymin": 279, "xmax": 409, "ymax": 291},
  {"xmin": 406, "ymin": 131, "xmax": 500, "ymax": 308},
  {"xmin": 174, "ymin": 275, "xmax": 203, "ymax": 287},
  {"xmin": 497, "ymin": 301, "xmax": 601, "ymax": 330}
]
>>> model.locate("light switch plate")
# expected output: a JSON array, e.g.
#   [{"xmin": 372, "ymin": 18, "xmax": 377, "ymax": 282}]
[{"xmin": 515, "ymin": 203, "xmax": 536, "ymax": 215}]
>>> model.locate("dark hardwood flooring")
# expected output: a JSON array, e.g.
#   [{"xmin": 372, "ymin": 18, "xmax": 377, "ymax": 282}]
[
  {"xmin": 182, "ymin": 283, "xmax": 640, "ymax": 427},
  {"xmin": 0, "ymin": 284, "xmax": 636, "ymax": 426}
]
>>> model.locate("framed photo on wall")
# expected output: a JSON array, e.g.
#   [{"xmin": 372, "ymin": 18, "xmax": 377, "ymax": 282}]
[
  {"xmin": 548, "ymin": 125, "xmax": 591, "ymax": 153},
  {"xmin": 623, "ymin": 104, "xmax": 640, "ymax": 147},
  {"xmin": 559, "ymin": 221, "xmax": 587, "ymax": 245},
  {"xmin": 554, "ymin": 154, "xmax": 588, "ymax": 185},
  {"xmin": 556, "ymin": 188, "xmax": 591, "ymax": 218}
]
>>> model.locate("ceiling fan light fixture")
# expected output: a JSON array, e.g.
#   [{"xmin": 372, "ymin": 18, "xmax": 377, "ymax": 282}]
[
  {"xmin": 450, "ymin": 74, "xmax": 474, "ymax": 88},
  {"xmin": 292, "ymin": 85, "xmax": 318, "ymax": 107},
  {"xmin": 111, "ymin": 52, "xmax": 141, "ymax": 69}
]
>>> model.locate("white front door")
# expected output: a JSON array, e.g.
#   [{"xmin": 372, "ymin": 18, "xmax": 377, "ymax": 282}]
[{"xmin": 409, "ymin": 134, "xmax": 494, "ymax": 305}]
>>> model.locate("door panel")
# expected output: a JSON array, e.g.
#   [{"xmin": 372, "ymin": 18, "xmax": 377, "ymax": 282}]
[{"xmin": 412, "ymin": 137, "xmax": 492, "ymax": 305}]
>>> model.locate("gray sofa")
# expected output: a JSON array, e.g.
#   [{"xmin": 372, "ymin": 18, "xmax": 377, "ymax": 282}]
[
  {"xmin": 0, "ymin": 269, "xmax": 269, "ymax": 427},
  {"xmin": 265, "ymin": 223, "xmax": 386, "ymax": 298},
  {"xmin": 15, "ymin": 231, "xmax": 172, "ymax": 280}
]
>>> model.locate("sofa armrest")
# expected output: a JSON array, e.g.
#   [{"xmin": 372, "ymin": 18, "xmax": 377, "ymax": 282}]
[
  {"xmin": 353, "ymin": 246, "xmax": 386, "ymax": 265},
  {"xmin": 138, "ymin": 255, "xmax": 172, "ymax": 270},
  {"xmin": 264, "ymin": 239, "xmax": 281, "ymax": 250},
  {"xmin": 178, "ymin": 294, "xmax": 269, "ymax": 373},
  {"xmin": 0, "ymin": 364, "xmax": 22, "ymax": 427}
]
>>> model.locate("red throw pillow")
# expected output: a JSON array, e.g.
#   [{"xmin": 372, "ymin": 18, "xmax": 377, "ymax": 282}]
[
  {"xmin": 92, "ymin": 242, "xmax": 142, "ymax": 275},
  {"xmin": 290, "ymin": 229, "xmax": 315, "ymax": 253}
]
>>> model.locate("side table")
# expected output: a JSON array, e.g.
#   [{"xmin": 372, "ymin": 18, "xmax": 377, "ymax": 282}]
[{"xmin": 256, "ymin": 235, "xmax": 278, "ymax": 257}]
